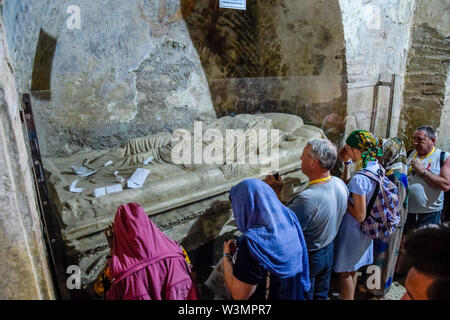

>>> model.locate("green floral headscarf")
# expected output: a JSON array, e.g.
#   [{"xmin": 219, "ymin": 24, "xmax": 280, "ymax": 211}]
[{"xmin": 346, "ymin": 130, "xmax": 382, "ymax": 168}]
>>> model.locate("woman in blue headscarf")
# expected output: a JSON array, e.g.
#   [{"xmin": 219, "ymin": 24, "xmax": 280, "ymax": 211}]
[{"xmin": 222, "ymin": 179, "xmax": 310, "ymax": 300}]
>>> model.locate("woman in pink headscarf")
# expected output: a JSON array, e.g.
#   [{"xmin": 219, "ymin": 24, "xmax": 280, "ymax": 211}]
[{"xmin": 104, "ymin": 202, "xmax": 198, "ymax": 300}]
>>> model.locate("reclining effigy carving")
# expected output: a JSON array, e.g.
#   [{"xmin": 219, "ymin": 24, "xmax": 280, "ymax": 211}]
[{"xmin": 43, "ymin": 113, "xmax": 325, "ymax": 290}]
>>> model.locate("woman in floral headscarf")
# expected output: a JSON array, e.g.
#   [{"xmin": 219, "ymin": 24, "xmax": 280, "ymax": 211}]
[
  {"xmin": 332, "ymin": 130, "xmax": 382, "ymax": 300},
  {"xmin": 368, "ymin": 137, "xmax": 408, "ymax": 297}
]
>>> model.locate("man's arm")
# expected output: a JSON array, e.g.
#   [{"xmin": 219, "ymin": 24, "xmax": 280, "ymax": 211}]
[{"xmin": 413, "ymin": 157, "xmax": 450, "ymax": 192}]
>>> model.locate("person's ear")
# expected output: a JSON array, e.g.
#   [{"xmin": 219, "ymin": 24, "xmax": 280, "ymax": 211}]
[{"xmin": 312, "ymin": 158, "xmax": 320, "ymax": 169}]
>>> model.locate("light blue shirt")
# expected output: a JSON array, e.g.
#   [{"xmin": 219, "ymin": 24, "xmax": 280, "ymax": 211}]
[
  {"xmin": 332, "ymin": 161, "xmax": 379, "ymax": 272},
  {"xmin": 287, "ymin": 177, "xmax": 349, "ymax": 251}
]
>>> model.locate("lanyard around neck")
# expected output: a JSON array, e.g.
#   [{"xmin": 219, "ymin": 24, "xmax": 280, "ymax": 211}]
[
  {"xmin": 408, "ymin": 147, "xmax": 436, "ymax": 174},
  {"xmin": 416, "ymin": 147, "xmax": 436, "ymax": 160},
  {"xmin": 308, "ymin": 175, "xmax": 331, "ymax": 185}
]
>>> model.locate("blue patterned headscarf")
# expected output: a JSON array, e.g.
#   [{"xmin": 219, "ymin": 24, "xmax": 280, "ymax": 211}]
[{"xmin": 230, "ymin": 179, "xmax": 310, "ymax": 288}]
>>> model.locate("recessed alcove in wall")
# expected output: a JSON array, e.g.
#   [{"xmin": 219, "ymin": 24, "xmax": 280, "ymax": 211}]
[{"xmin": 181, "ymin": 0, "xmax": 348, "ymax": 146}]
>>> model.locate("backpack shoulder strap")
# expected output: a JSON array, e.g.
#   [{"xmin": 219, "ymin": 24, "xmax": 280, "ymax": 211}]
[
  {"xmin": 355, "ymin": 169, "xmax": 376, "ymax": 179},
  {"xmin": 365, "ymin": 181, "xmax": 380, "ymax": 221},
  {"xmin": 440, "ymin": 150, "xmax": 445, "ymax": 168},
  {"xmin": 355, "ymin": 170, "xmax": 381, "ymax": 221},
  {"xmin": 356, "ymin": 168, "xmax": 384, "ymax": 181}
]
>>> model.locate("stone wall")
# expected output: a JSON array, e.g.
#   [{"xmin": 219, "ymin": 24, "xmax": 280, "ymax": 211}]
[
  {"xmin": 398, "ymin": 0, "xmax": 450, "ymax": 150},
  {"xmin": 0, "ymin": 17, "xmax": 55, "ymax": 300},
  {"xmin": 2, "ymin": 0, "xmax": 216, "ymax": 158},
  {"xmin": 339, "ymin": 0, "xmax": 415, "ymax": 141},
  {"xmin": 183, "ymin": 0, "xmax": 347, "ymax": 145},
  {"xmin": 439, "ymin": 76, "xmax": 450, "ymax": 151}
]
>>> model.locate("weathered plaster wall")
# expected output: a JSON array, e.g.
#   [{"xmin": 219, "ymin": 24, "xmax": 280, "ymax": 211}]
[
  {"xmin": 2, "ymin": 0, "xmax": 216, "ymax": 158},
  {"xmin": 0, "ymin": 17, "xmax": 55, "ymax": 300},
  {"xmin": 438, "ymin": 76, "xmax": 450, "ymax": 152},
  {"xmin": 339, "ymin": 0, "xmax": 415, "ymax": 142},
  {"xmin": 183, "ymin": 0, "xmax": 347, "ymax": 145},
  {"xmin": 398, "ymin": 0, "xmax": 450, "ymax": 150}
]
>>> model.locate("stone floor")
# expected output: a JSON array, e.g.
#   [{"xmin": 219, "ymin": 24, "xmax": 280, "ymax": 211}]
[
  {"xmin": 199, "ymin": 262, "xmax": 409, "ymax": 300},
  {"xmin": 328, "ymin": 271, "xmax": 407, "ymax": 300}
]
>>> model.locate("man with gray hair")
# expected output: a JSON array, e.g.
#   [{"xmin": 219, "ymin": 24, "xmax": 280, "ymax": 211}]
[
  {"xmin": 405, "ymin": 125, "xmax": 450, "ymax": 233},
  {"xmin": 265, "ymin": 138, "xmax": 349, "ymax": 299}
]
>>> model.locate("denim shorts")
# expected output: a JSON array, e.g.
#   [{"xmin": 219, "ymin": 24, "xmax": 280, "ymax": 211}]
[{"xmin": 404, "ymin": 210, "xmax": 441, "ymax": 235}]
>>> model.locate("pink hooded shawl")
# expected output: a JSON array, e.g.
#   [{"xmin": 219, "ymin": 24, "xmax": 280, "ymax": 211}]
[{"xmin": 105, "ymin": 203, "xmax": 198, "ymax": 300}]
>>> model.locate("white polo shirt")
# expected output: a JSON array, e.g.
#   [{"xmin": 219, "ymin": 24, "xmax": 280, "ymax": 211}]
[{"xmin": 407, "ymin": 148, "xmax": 449, "ymax": 213}]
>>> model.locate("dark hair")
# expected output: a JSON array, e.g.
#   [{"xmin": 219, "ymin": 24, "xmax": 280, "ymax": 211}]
[
  {"xmin": 416, "ymin": 126, "xmax": 437, "ymax": 140},
  {"xmin": 427, "ymin": 278, "xmax": 450, "ymax": 300},
  {"xmin": 404, "ymin": 223, "xmax": 450, "ymax": 278}
]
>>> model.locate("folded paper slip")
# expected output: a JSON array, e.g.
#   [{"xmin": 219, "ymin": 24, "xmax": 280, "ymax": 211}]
[
  {"xmin": 70, "ymin": 179, "xmax": 84, "ymax": 193},
  {"xmin": 71, "ymin": 165, "xmax": 96, "ymax": 177},
  {"xmin": 127, "ymin": 168, "xmax": 150, "ymax": 189},
  {"xmin": 94, "ymin": 184, "xmax": 123, "ymax": 198}
]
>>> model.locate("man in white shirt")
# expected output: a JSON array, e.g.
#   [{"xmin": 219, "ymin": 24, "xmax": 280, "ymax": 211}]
[{"xmin": 405, "ymin": 126, "xmax": 450, "ymax": 234}]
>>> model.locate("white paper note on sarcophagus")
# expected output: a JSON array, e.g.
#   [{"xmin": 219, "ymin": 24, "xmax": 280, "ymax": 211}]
[
  {"xmin": 70, "ymin": 179, "xmax": 84, "ymax": 193},
  {"xmin": 127, "ymin": 168, "xmax": 150, "ymax": 189},
  {"xmin": 94, "ymin": 184, "xmax": 123, "ymax": 197}
]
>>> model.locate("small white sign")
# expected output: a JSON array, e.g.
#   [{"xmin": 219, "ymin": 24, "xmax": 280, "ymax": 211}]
[{"xmin": 219, "ymin": 0, "xmax": 246, "ymax": 10}]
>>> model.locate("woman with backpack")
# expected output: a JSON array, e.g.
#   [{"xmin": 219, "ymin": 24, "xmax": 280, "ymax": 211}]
[
  {"xmin": 332, "ymin": 130, "xmax": 383, "ymax": 300},
  {"xmin": 368, "ymin": 137, "xmax": 409, "ymax": 297}
]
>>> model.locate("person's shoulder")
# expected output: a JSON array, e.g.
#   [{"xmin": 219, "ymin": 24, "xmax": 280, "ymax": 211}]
[
  {"xmin": 349, "ymin": 170, "xmax": 374, "ymax": 193},
  {"xmin": 331, "ymin": 176, "xmax": 349, "ymax": 194},
  {"xmin": 299, "ymin": 184, "xmax": 326, "ymax": 200},
  {"xmin": 331, "ymin": 176, "xmax": 347, "ymax": 186},
  {"xmin": 291, "ymin": 188, "xmax": 317, "ymax": 205},
  {"xmin": 351, "ymin": 170, "xmax": 373, "ymax": 182}
]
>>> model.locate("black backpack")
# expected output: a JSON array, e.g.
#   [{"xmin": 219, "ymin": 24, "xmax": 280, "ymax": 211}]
[{"xmin": 407, "ymin": 149, "xmax": 449, "ymax": 222}]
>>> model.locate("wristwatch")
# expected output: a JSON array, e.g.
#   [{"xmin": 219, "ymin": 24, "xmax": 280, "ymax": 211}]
[{"xmin": 223, "ymin": 253, "xmax": 233, "ymax": 261}]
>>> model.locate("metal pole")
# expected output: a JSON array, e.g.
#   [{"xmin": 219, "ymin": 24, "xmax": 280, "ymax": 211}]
[{"xmin": 20, "ymin": 93, "xmax": 71, "ymax": 300}]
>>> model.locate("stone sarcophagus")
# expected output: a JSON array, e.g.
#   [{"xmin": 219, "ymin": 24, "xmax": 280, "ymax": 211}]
[{"xmin": 42, "ymin": 112, "xmax": 325, "ymax": 293}]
